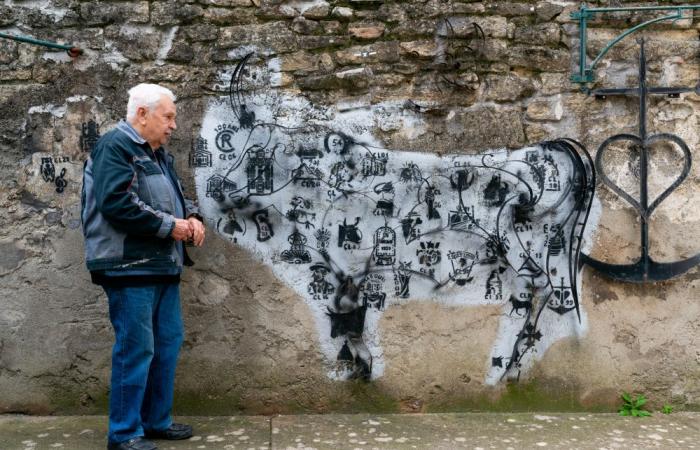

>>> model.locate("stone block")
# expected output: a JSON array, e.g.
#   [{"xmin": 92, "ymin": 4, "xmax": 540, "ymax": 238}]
[
  {"xmin": 0, "ymin": 40, "xmax": 18, "ymax": 65},
  {"xmin": 105, "ymin": 25, "xmax": 162, "ymax": 62},
  {"xmin": 479, "ymin": 39, "xmax": 509, "ymax": 62},
  {"xmin": 331, "ymin": 7, "xmax": 354, "ymax": 21},
  {"xmin": 151, "ymin": 2, "xmax": 203, "ymax": 26},
  {"xmin": 199, "ymin": 0, "xmax": 252, "ymax": 6},
  {"xmin": 445, "ymin": 106, "xmax": 526, "ymax": 150},
  {"xmin": 300, "ymin": 66, "xmax": 373, "ymax": 90},
  {"xmin": 392, "ymin": 63, "xmax": 420, "ymax": 75},
  {"xmin": 524, "ymin": 122, "xmax": 553, "ymax": 142},
  {"xmin": 482, "ymin": 73, "xmax": 535, "ymax": 102},
  {"xmin": 277, "ymin": 51, "xmax": 319, "ymax": 72},
  {"xmin": 183, "ymin": 24, "xmax": 219, "ymax": 42},
  {"xmin": 321, "ymin": 21, "xmax": 343, "ymax": 34},
  {"xmin": 298, "ymin": 35, "xmax": 349, "ymax": 50},
  {"xmin": 526, "ymin": 95, "xmax": 563, "ymax": 121},
  {"xmin": 513, "ymin": 23, "xmax": 561, "ymax": 45},
  {"xmin": 536, "ymin": 2, "xmax": 564, "ymax": 22},
  {"xmin": 302, "ymin": 2, "xmax": 330, "ymax": 19},
  {"xmin": 348, "ymin": 22, "xmax": 386, "ymax": 40},
  {"xmin": 391, "ymin": 19, "xmax": 439, "ymax": 38},
  {"xmin": 203, "ymin": 7, "xmax": 256, "ymax": 25},
  {"xmin": 400, "ymin": 40, "xmax": 438, "ymax": 59},
  {"xmin": 334, "ymin": 42, "xmax": 400, "ymax": 65},
  {"xmin": 292, "ymin": 17, "xmax": 320, "ymax": 35},
  {"xmin": 485, "ymin": 2, "xmax": 536, "ymax": 17},
  {"xmin": 438, "ymin": 16, "xmax": 509, "ymax": 39},
  {"xmin": 219, "ymin": 22, "xmax": 298, "ymax": 54},
  {"xmin": 507, "ymin": 45, "xmax": 569, "ymax": 72},
  {"xmin": 0, "ymin": 5, "xmax": 17, "ymax": 26},
  {"xmin": 166, "ymin": 42, "xmax": 195, "ymax": 63},
  {"xmin": 79, "ymin": 2, "xmax": 149, "ymax": 26},
  {"xmin": 454, "ymin": 3, "xmax": 485, "ymax": 14},
  {"xmin": 0, "ymin": 69, "xmax": 33, "ymax": 81},
  {"xmin": 53, "ymin": 29, "xmax": 106, "ymax": 52},
  {"xmin": 255, "ymin": 4, "xmax": 297, "ymax": 20},
  {"xmin": 537, "ymin": 73, "xmax": 572, "ymax": 95},
  {"xmin": 377, "ymin": 4, "xmax": 407, "ymax": 23}
]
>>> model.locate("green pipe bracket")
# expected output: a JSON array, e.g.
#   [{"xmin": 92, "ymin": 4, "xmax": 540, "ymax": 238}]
[
  {"xmin": 0, "ymin": 32, "xmax": 83, "ymax": 57},
  {"xmin": 570, "ymin": 4, "xmax": 700, "ymax": 87}
]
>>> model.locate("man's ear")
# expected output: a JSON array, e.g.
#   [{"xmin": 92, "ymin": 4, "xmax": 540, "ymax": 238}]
[{"xmin": 137, "ymin": 106, "xmax": 149, "ymax": 124}]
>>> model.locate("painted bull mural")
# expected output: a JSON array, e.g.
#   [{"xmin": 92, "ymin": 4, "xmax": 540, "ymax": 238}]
[{"xmin": 194, "ymin": 55, "xmax": 599, "ymax": 384}]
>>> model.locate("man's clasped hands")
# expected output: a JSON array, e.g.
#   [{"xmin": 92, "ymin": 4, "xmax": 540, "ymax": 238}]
[{"xmin": 172, "ymin": 217, "xmax": 205, "ymax": 246}]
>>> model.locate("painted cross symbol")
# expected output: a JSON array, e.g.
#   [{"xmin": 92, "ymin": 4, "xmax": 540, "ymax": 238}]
[{"xmin": 581, "ymin": 39, "xmax": 700, "ymax": 282}]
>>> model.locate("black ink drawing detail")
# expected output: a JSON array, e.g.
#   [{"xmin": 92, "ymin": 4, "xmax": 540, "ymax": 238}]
[
  {"xmin": 206, "ymin": 174, "xmax": 236, "ymax": 201},
  {"xmin": 285, "ymin": 197, "xmax": 316, "ymax": 229},
  {"xmin": 484, "ymin": 268, "xmax": 504, "ymax": 301},
  {"xmin": 448, "ymin": 250, "xmax": 477, "ymax": 285},
  {"xmin": 395, "ymin": 261, "xmax": 412, "ymax": 298},
  {"xmin": 80, "ymin": 120, "xmax": 100, "ymax": 153},
  {"xmin": 482, "ymin": 174, "xmax": 509, "ymax": 207},
  {"xmin": 400, "ymin": 212, "xmax": 422, "ymax": 244},
  {"xmin": 252, "ymin": 209, "xmax": 274, "ymax": 242},
  {"xmin": 361, "ymin": 273, "xmax": 387, "ymax": 310},
  {"xmin": 373, "ymin": 226, "xmax": 396, "ymax": 266},
  {"xmin": 215, "ymin": 123, "xmax": 238, "ymax": 154},
  {"xmin": 424, "ymin": 185, "xmax": 441, "ymax": 220},
  {"xmin": 373, "ymin": 182, "xmax": 394, "ymax": 216},
  {"xmin": 281, "ymin": 231, "xmax": 312, "ymax": 264},
  {"xmin": 548, "ymin": 278, "xmax": 575, "ymax": 315},
  {"xmin": 54, "ymin": 168, "xmax": 67, "ymax": 193},
  {"xmin": 324, "ymin": 132, "xmax": 348, "ymax": 155},
  {"xmin": 222, "ymin": 210, "xmax": 244, "ymax": 238},
  {"xmin": 314, "ymin": 227, "xmax": 331, "ymax": 258},
  {"xmin": 338, "ymin": 218, "xmax": 362, "ymax": 250},
  {"xmin": 292, "ymin": 151, "xmax": 322, "ymax": 188},
  {"xmin": 361, "ymin": 151, "xmax": 387, "ymax": 177},
  {"xmin": 545, "ymin": 223, "xmax": 565, "ymax": 256},
  {"xmin": 508, "ymin": 294, "xmax": 532, "ymax": 317},
  {"xmin": 246, "ymin": 146, "xmax": 273, "ymax": 194},
  {"xmin": 190, "ymin": 137, "xmax": 212, "ymax": 168},
  {"xmin": 417, "ymin": 241, "xmax": 441, "ymax": 278},
  {"xmin": 40, "ymin": 157, "xmax": 55, "ymax": 182},
  {"xmin": 308, "ymin": 263, "xmax": 335, "ymax": 301},
  {"xmin": 398, "ymin": 162, "xmax": 422, "ymax": 184}
]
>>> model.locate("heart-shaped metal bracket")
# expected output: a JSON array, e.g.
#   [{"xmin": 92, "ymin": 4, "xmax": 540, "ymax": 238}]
[{"xmin": 581, "ymin": 132, "xmax": 699, "ymax": 282}]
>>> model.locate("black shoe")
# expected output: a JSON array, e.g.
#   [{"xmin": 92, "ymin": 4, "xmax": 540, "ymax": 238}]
[
  {"xmin": 107, "ymin": 437, "xmax": 157, "ymax": 450},
  {"xmin": 144, "ymin": 423, "xmax": 193, "ymax": 440}
]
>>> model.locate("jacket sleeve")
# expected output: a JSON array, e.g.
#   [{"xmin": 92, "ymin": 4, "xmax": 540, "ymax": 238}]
[{"xmin": 92, "ymin": 140, "xmax": 175, "ymax": 238}]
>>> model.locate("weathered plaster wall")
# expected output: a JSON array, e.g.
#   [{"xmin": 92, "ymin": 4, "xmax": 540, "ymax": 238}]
[{"xmin": 0, "ymin": 0, "xmax": 698, "ymax": 414}]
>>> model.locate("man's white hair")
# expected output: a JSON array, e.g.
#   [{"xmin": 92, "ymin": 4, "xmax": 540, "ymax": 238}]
[{"xmin": 126, "ymin": 83, "xmax": 176, "ymax": 121}]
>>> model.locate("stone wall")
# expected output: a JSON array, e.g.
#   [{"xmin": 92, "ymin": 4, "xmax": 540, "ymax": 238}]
[{"xmin": 0, "ymin": 0, "xmax": 698, "ymax": 414}]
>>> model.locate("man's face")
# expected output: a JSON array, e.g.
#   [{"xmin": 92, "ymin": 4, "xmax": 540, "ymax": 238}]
[{"xmin": 139, "ymin": 95, "xmax": 177, "ymax": 149}]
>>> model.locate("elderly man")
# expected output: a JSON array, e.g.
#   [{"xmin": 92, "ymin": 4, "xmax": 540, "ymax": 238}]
[{"xmin": 81, "ymin": 83, "xmax": 205, "ymax": 450}]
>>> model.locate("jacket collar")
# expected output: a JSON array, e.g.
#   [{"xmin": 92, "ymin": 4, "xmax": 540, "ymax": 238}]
[
  {"xmin": 117, "ymin": 120, "xmax": 167, "ymax": 158},
  {"xmin": 116, "ymin": 120, "xmax": 147, "ymax": 145}
]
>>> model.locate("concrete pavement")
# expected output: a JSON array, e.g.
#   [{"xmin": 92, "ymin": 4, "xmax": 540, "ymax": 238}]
[{"xmin": 1, "ymin": 412, "xmax": 699, "ymax": 449}]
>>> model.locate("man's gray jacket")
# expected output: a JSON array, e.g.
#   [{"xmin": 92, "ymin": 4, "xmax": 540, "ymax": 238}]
[{"xmin": 81, "ymin": 121, "xmax": 197, "ymax": 280}]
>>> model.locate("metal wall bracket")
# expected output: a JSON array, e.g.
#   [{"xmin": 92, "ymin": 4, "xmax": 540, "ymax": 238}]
[
  {"xmin": 570, "ymin": 4, "xmax": 700, "ymax": 88},
  {"xmin": 0, "ymin": 32, "xmax": 83, "ymax": 57},
  {"xmin": 580, "ymin": 40, "xmax": 700, "ymax": 283}
]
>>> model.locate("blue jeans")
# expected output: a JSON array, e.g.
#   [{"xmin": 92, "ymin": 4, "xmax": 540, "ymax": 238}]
[{"xmin": 104, "ymin": 283, "xmax": 184, "ymax": 444}]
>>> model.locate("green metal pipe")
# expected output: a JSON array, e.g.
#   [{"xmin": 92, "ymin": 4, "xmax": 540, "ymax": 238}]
[
  {"xmin": 588, "ymin": 12, "xmax": 682, "ymax": 73},
  {"xmin": 0, "ymin": 32, "xmax": 83, "ymax": 57},
  {"xmin": 570, "ymin": 4, "xmax": 700, "ymax": 86},
  {"xmin": 583, "ymin": 5, "xmax": 700, "ymax": 13}
]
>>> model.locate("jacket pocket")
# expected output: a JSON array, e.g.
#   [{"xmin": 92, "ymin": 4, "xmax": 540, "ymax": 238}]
[{"xmin": 124, "ymin": 234, "xmax": 173, "ymax": 260}]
